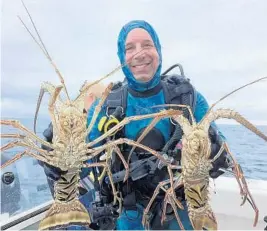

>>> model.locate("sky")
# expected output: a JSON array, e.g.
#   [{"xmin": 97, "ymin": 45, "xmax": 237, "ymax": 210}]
[{"xmin": 1, "ymin": 0, "xmax": 267, "ymax": 128}]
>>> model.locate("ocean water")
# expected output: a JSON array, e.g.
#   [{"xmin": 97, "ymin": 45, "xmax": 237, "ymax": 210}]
[
  {"xmin": 1, "ymin": 121, "xmax": 267, "ymax": 221},
  {"xmin": 217, "ymin": 124, "xmax": 267, "ymax": 180}
]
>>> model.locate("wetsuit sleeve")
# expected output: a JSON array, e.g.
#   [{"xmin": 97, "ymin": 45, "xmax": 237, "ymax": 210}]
[{"xmin": 194, "ymin": 92, "xmax": 229, "ymax": 178}]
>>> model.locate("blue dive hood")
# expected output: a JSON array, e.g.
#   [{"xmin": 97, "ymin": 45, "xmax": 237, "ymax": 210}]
[{"xmin": 117, "ymin": 20, "xmax": 162, "ymax": 92}]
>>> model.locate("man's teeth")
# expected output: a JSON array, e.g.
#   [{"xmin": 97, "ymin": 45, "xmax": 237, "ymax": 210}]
[{"xmin": 133, "ymin": 63, "xmax": 149, "ymax": 67}]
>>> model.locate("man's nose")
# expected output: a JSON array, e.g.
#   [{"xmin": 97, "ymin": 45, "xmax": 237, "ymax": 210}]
[
  {"xmin": 135, "ymin": 50, "xmax": 146, "ymax": 60},
  {"xmin": 135, "ymin": 44, "xmax": 146, "ymax": 57}
]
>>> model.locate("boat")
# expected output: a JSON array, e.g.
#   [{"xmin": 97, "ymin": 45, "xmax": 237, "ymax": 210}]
[{"xmin": 1, "ymin": 175, "xmax": 267, "ymax": 230}]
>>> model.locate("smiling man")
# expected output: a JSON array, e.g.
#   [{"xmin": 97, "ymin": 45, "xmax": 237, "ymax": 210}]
[
  {"xmin": 85, "ymin": 20, "xmax": 229, "ymax": 230},
  {"xmin": 41, "ymin": 20, "xmax": 229, "ymax": 230},
  {"xmin": 125, "ymin": 28, "xmax": 160, "ymax": 83}
]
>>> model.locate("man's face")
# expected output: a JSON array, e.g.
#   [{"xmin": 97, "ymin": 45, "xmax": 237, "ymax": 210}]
[{"xmin": 125, "ymin": 28, "xmax": 159, "ymax": 82}]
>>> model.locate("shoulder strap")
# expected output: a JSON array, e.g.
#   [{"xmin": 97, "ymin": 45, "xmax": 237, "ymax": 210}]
[
  {"xmin": 103, "ymin": 81, "xmax": 128, "ymax": 116},
  {"xmin": 161, "ymin": 74, "xmax": 197, "ymax": 152},
  {"xmin": 161, "ymin": 74, "xmax": 197, "ymax": 115}
]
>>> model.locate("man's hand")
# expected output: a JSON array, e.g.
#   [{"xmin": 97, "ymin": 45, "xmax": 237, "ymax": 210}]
[
  {"xmin": 84, "ymin": 93, "xmax": 96, "ymax": 113},
  {"xmin": 208, "ymin": 126, "xmax": 230, "ymax": 178},
  {"xmin": 39, "ymin": 122, "xmax": 63, "ymax": 181},
  {"xmin": 83, "ymin": 82, "xmax": 107, "ymax": 112}
]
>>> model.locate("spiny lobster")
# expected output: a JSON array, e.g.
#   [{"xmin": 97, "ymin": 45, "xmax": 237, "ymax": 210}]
[
  {"xmin": 0, "ymin": 1, "xmax": 183, "ymax": 230},
  {"xmin": 138, "ymin": 77, "xmax": 267, "ymax": 230}
]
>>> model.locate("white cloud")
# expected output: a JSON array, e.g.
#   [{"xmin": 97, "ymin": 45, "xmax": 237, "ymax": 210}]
[{"xmin": 1, "ymin": 0, "xmax": 267, "ymax": 124}]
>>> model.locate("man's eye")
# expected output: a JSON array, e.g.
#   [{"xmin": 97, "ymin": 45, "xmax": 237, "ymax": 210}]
[
  {"xmin": 126, "ymin": 46, "xmax": 134, "ymax": 51},
  {"xmin": 143, "ymin": 43, "xmax": 153, "ymax": 48}
]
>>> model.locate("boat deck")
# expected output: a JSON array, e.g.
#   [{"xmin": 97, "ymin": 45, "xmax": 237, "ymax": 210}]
[{"xmin": 1, "ymin": 176, "xmax": 267, "ymax": 230}]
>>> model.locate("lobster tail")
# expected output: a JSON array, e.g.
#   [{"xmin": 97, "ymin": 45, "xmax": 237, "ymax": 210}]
[
  {"xmin": 39, "ymin": 199, "xmax": 91, "ymax": 230},
  {"xmin": 190, "ymin": 207, "xmax": 217, "ymax": 230}
]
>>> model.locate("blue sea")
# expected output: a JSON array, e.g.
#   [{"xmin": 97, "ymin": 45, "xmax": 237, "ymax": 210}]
[
  {"xmin": 217, "ymin": 124, "xmax": 267, "ymax": 181},
  {"xmin": 1, "ymin": 120, "xmax": 267, "ymax": 220}
]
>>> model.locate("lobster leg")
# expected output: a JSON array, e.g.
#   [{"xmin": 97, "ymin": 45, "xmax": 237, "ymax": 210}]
[
  {"xmin": 1, "ymin": 139, "xmax": 49, "ymax": 156},
  {"xmin": 167, "ymin": 166, "xmax": 175, "ymax": 199},
  {"xmin": 83, "ymin": 162, "xmax": 122, "ymax": 208},
  {"xmin": 169, "ymin": 195, "xmax": 185, "ymax": 230},
  {"xmin": 105, "ymin": 159, "xmax": 122, "ymax": 208},
  {"xmin": 160, "ymin": 177, "xmax": 184, "ymax": 227},
  {"xmin": 128, "ymin": 105, "xmax": 192, "ymax": 164},
  {"xmin": 1, "ymin": 120, "xmax": 53, "ymax": 148},
  {"xmin": 1, "ymin": 149, "xmax": 52, "ymax": 169},
  {"xmin": 1, "ymin": 133, "xmax": 27, "ymax": 139},
  {"xmin": 202, "ymin": 109, "xmax": 267, "ymax": 142},
  {"xmin": 86, "ymin": 83, "xmax": 113, "ymax": 135},
  {"xmin": 127, "ymin": 116, "xmax": 161, "ymax": 163},
  {"xmin": 210, "ymin": 141, "xmax": 254, "ymax": 208},
  {"xmin": 112, "ymin": 144, "xmax": 129, "ymax": 182},
  {"xmin": 171, "ymin": 179, "xmax": 184, "ymax": 211},
  {"xmin": 96, "ymin": 145, "xmax": 122, "ymax": 207},
  {"xmin": 1, "ymin": 133, "xmax": 44, "ymax": 150},
  {"xmin": 142, "ymin": 175, "xmax": 184, "ymax": 227},
  {"xmin": 47, "ymin": 85, "xmax": 64, "ymax": 136},
  {"xmin": 87, "ymin": 109, "xmax": 182, "ymax": 148},
  {"xmin": 160, "ymin": 194, "xmax": 169, "ymax": 225},
  {"xmin": 87, "ymin": 138, "xmax": 176, "ymax": 168},
  {"xmin": 34, "ymin": 82, "xmax": 64, "ymax": 134},
  {"xmin": 152, "ymin": 103, "xmax": 196, "ymax": 127},
  {"xmin": 142, "ymin": 179, "xmax": 168, "ymax": 227},
  {"xmin": 220, "ymin": 142, "xmax": 259, "ymax": 227},
  {"xmin": 84, "ymin": 142, "xmax": 129, "ymax": 186},
  {"xmin": 210, "ymin": 141, "xmax": 225, "ymax": 163}
]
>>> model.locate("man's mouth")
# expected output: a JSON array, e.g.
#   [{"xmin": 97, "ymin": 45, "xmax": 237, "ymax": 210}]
[{"xmin": 131, "ymin": 62, "xmax": 151, "ymax": 69}]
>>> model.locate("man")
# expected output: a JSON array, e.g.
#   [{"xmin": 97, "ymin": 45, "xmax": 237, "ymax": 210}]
[{"xmin": 42, "ymin": 20, "xmax": 229, "ymax": 230}]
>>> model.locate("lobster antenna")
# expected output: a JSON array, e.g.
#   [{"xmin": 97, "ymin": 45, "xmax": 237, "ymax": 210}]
[
  {"xmin": 200, "ymin": 76, "xmax": 267, "ymax": 123},
  {"xmin": 75, "ymin": 48, "xmax": 148, "ymax": 101},
  {"xmin": 19, "ymin": 0, "xmax": 71, "ymax": 102}
]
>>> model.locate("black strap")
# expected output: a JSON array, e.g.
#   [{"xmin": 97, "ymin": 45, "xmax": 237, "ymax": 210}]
[
  {"xmin": 104, "ymin": 81, "xmax": 128, "ymax": 116},
  {"xmin": 161, "ymin": 74, "xmax": 197, "ymax": 114},
  {"xmin": 161, "ymin": 75, "xmax": 196, "ymax": 138}
]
